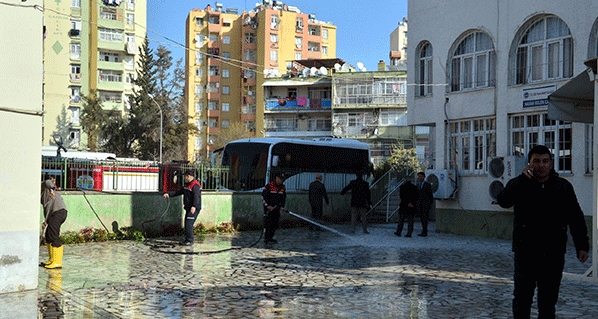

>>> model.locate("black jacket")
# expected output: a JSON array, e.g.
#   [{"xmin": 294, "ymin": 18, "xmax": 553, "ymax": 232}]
[
  {"xmin": 262, "ymin": 181, "xmax": 286, "ymax": 210},
  {"xmin": 341, "ymin": 178, "xmax": 372, "ymax": 208},
  {"xmin": 497, "ymin": 171, "xmax": 589, "ymax": 254},
  {"xmin": 167, "ymin": 179, "xmax": 201, "ymax": 211},
  {"xmin": 399, "ymin": 181, "xmax": 419, "ymax": 215},
  {"xmin": 308, "ymin": 180, "xmax": 329, "ymax": 208}
]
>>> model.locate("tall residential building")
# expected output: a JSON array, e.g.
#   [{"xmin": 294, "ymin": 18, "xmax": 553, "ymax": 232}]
[
  {"xmin": 389, "ymin": 17, "xmax": 408, "ymax": 70},
  {"xmin": 43, "ymin": 0, "xmax": 147, "ymax": 150},
  {"xmin": 185, "ymin": 1, "xmax": 337, "ymax": 162}
]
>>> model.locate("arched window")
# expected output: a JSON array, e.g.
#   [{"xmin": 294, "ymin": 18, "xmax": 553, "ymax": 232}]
[
  {"xmin": 450, "ymin": 32, "xmax": 496, "ymax": 92},
  {"xmin": 588, "ymin": 18, "xmax": 598, "ymax": 59},
  {"xmin": 416, "ymin": 42, "xmax": 433, "ymax": 96},
  {"xmin": 512, "ymin": 16, "xmax": 573, "ymax": 84}
]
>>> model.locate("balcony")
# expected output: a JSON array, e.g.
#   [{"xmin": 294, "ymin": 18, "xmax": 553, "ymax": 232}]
[{"xmin": 265, "ymin": 98, "xmax": 332, "ymax": 111}]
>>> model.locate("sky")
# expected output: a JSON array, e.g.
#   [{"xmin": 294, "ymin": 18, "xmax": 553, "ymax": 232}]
[{"xmin": 146, "ymin": 0, "xmax": 408, "ymax": 71}]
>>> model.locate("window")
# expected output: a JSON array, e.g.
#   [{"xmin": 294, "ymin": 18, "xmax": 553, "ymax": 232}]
[
  {"xmin": 222, "ymin": 85, "xmax": 230, "ymax": 94},
  {"xmin": 126, "ymin": 33, "xmax": 135, "ymax": 44},
  {"xmin": 586, "ymin": 124, "xmax": 594, "ymax": 174},
  {"xmin": 270, "ymin": 34, "xmax": 278, "ymax": 45},
  {"xmin": 271, "ymin": 14, "xmax": 279, "ymax": 29},
  {"xmin": 195, "ymin": 120, "xmax": 202, "ymax": 133},
  {"xmin": 222, "ymin": 51, "xmax": 230, "ymax": 60},
  {"xmin": 322, "ymin": 29, "xmax": 328, "ymax": 39},
  {"xmin": 380, "ymin": 110, "xmax": 408, "ymax": 126},
  {"xmin": 222, "ymin": 69, "xmax": 230, "ymax": 78},
  {"xmin": 222, "ymin": 120, "xmax": 230, "ymax": 129},
  {"xmin": 195, "ymin": 34, "xmax": 205, "ymax": 48},
  {"xmin": 509, "ymin": 113, "xmax": 571, "ymax": 172},
  {"xmin": 222, "ymin": 102, "xmax": 230, "ymax": 112},
  {"xmin": 265, "ymin": 118, "xmax": 297, "ymax": 132},
  {"xmin": 196, "ymin": 51, "xmax": 203, "ymax": 64},
  {"xmin": 71, "ymin": 0, "xmax": 81, "ymax": 8},
  {"xmin": 98, "ymin": 91, "xmax": 122, "ymax": 103},
  {"xmin": 270, "ymin": 50, "xmax": 278, "ymax": 62},
  {"xmin": 223, "ymin": 18, "xmax": 231, "ymax": 27},
  {"xmin": 99, "ymin": 28, "xmax": 123, "ymax": 42},
  {"xmin": 207, "ymin": 82, "xmax": 219, "ymax": 93},
  {"xmin": 243, "ymin": 69, "xmax": 256, "ymax": 79},
  {"xmin": 209, "ymin": 66, "xmax": 219, "ymax": 76},
  {"xmin": 70, "ymin": 43, "xmax": 81, "ymax": 59},
  {"xmin": 307, "ymin": 42, "xmax": 320, "ymax": 52},
  {"xmin": 195, "ymin": 136, "xmax": 202, "ymax": 150},
  {"xmin": 209, "ymin": 33, "xmax": 219, "ymax": 42},
  {"xmin": 512, "ymin": 16, "xmax": 573, "ymax": 84},
  {"xmin": 70, "ymin": 64, "xmax": 81, "ymax": 80},
  {"xmin": 416, "ymin": 42, "xmax": 433, "ymax": 96},
  {"xmin": 126, "ymin": 0, "xmax": 135, "ymax": 10},
  {"xmin": 99, "ymin": 51, "xmax": 121, "ymax": 62},
  {"xmin": 195, "ymin": 17, "xmax": 204, "ymax": 26},
  {"xmin": 222, "ymin": 36, "xmax": 230, "ymax": 44},
  {"xmin": 125, "ymin": 73, "xmax": 135, "ymax": 84},
  {"xmin": 244, "ymin": 120, "xmax": 255, "ymax": 132},
  {"xmin": 308, "ymin": 25, "xmax": 320, "ymax": 36},
  {"xmin": 448, "ymin": 118, "xmax": 496, "ymax": 174},
  {"xmin": 208, "ymin": 100, "xmax": 218, "ymax": 110},
  {"xmin": 295, "ymin": 52, "xmax": 302, "ymax": 60},
  {"xmin": 322, "ymin": 46, "xmax": 328, "ymax": 55},
  {"xmin": 70, "ymin": 87, "xmax": 81, "ymax": 102},
  {"xmin": 296, "ymin": 18, "xmax": 303, "ymax": 30},
  {"xmin": 195, "ymin": 102, "xmax": 203, "ymax": 114},
  {"xmin": 69, "ymin": 129, "xmax": 80, "ymax": 147},
  {"xmin": 195, "ymin": 67, "xmax": 203, "ymax": 77},
  {"xmin": 208, "ymin": 14, "xmax": 219, "ymax": 24},
  {"xmin": 295, "ymin": 37, "xmax": 302, "ymax": 49},
  {"xmin": 126, "ymin": 13, "xmax": 134, "ymax": 25},
  {"xmin": 450, "ymin": 32, "xmax": 496, "ymax": 91},
  {"xmin": 245, "ymin": 33, "xmax": 256, "ymax": 43},
  {"xmin": 208, "ymin": 118, "xmax": 218, "ymax": 127},
  {"xmin": 244, "ymin": 50, "xmax": 257, "ymax": 61},
  {"xmin": 70, "ymin": 107, "xmax": 80, "ymax": 125},
  {"xmin": 99, "ymin": 70, "xmax": 122, "ymax": 83},
  {"xmin": 70, "ymin": 19, "xmax": 82, "ymax": 36},
  {"xmin": 124, "ymin": 56, "xmax": 134, "ymax": 70},
  {"xmin": 194, "ymin": 84, "xmax": 203, "ymax": 98},
  {"xmin": 100, "ymin": 7, "xmax": 118, "ymax": 21},
  {"xmin": 308, "ymin": 118, "xmax": 331, "ymax": 131}
]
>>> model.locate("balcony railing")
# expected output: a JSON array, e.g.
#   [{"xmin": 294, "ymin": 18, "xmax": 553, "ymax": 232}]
[{"xmin": 265, "ymin": 98, "xmax": 332, "ymax": 110}]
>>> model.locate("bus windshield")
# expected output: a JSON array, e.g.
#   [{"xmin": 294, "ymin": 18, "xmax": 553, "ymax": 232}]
[{"xmin": 220, "ymin": 139, "xmax": 370, "ymax": 191}]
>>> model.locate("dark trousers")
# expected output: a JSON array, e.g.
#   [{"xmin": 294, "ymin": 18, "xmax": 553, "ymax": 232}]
[
  {"xmin": 309, "ymin": 204, "xmax": 323, "ymax": 230},
  {"xmin": 264, "ymin": 209, "xmax": 280, "ymax": 241},
  {"xmin": 184, "ymin": 209, "xmax": 199, "ymax": 243},
  {"xmin": 45, "ymin": 209, "xmax": 67, "ymax": 247},
  {"xmin": 418, "ymin": 206, "xmax": 429, "ymax": 234},
  {"xmin": 396, "ymin": 212, "xmax": 415, "ymax": 236},
  {"xmin": 513, "ymin": 251, "xmax": 565, "ymax": 319}
]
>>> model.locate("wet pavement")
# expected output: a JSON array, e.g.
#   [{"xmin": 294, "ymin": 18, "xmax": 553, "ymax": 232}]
[{"xmin": 3, "ymin": 222, "xmax": 598, "ymax": 318}]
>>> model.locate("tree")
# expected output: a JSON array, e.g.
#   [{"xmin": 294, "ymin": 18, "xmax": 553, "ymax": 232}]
[
  {"xmin": 51, "ymin": 106, "xmax": 71, "ymax": 147},
  {"xmin": 80, "ymin": 90, "xmax": 107, "ymax": 152},
  {"xmin": 385, "ymin": 141, "xmax": 425, "ymax": 178}
]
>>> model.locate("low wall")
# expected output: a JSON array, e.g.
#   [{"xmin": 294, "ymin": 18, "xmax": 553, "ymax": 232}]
[
  {"xmin": 46, "ymin": 191, "xmax": 354, "ymax": 235},
  {"xmin": 435, "ymin": 208, "xmax": 593, "ymax": 245}
]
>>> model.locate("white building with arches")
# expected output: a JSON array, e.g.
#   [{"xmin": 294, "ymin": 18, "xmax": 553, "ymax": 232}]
[{"xmin": 407, "ymin": 0, "xmax": 598, "ymax": 239}]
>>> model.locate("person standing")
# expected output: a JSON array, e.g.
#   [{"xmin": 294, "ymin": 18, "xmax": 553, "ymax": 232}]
[
  {"xmin": 341, "ymin": 172, "xmax": 372, "ymax": 234},
  {"xmin": 164, "ymin": 170, "xmax": 202, "ymax": 246},
  {"xmin": 261, "ymin": 172, "xmax": 286, "ymax": 243},
  {"xmin": 40, "ymin": 178, "xmax": 68, "ymax": 269},
  {"xmin": 497, "ymin": 145, "xmax": 589, "ymax": 319},
  {"xmin": 416, "ymin": 171, "xmax": 434, "ymax": 236},
  {"xmin": 394, "ymin": 176, "xmax": 419, "ymax": 237},
  {"xmin": 308, "ymin": 173, "xmax": 329, "ymax": 230}
]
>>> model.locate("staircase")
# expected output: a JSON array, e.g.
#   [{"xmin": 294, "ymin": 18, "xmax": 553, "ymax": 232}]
[{"xmin": 366, "ymin": 170, "xmax": 405, "ymax": 224}]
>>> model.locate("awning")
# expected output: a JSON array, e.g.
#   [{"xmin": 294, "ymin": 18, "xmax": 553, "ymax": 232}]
[{"xmin": 547, "ymin": 59, "xmax": 596, "ymax": 123}]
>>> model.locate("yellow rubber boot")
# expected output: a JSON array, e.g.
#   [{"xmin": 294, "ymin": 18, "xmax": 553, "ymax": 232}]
[
  {"xmin": 40, "ymin": 243, "xmax": 53, "ymax": 267},
  {"xmin": 45, "ymin": 245, "xmax": 63, "ymax": 269}
]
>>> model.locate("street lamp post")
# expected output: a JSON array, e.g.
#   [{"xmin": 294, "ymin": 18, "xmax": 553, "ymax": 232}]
[{"xmin": 148, "ymin": 94, "xmax": 163, "ymax": 163}]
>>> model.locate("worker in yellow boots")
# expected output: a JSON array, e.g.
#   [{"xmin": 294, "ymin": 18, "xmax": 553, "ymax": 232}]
[{"xmin": 40, "ymin": 177, "xmax": 68, "ymax": 269}]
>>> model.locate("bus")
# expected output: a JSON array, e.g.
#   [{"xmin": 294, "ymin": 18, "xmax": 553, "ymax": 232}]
[{"xmin": 217, "ymin": 138, "xmax": 371, "ymax": 191}]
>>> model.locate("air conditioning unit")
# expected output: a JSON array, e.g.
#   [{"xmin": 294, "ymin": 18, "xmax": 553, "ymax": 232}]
[
  {"xmin": 487, "ymin": 156, "xmax": 526, "ymax": 200},
  {"xmin": 425, "ymin": 169, "xmax": 456, "ymax": 199}
]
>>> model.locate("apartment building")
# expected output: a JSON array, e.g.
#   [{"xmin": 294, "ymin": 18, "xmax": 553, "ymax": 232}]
[
  {"xmin": 43, "ymin": 0, "xmax": 146, "ymax": 149},
  {"xmin": 408, "ymin": 0, "xmax": 598, "ymax": 238},
  {"xmin": 185, "ymin": 1, "xmax": 337, "ymax": 162}
]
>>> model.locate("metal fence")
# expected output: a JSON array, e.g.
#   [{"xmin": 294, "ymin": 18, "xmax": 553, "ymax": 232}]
[{"xmin": 41, "ymin": 157, "xmax": 229, "ymax": 192}]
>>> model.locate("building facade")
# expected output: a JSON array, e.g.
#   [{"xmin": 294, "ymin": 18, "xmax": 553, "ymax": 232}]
[
  {"xmin": 185, "ymin": 1, "xmax": 337, "ymax": 162},
  {"xmin": 408, "ymin": 0, "xmax": 598, "ymax": 237},
  {"xmin": 43, "ymin": 0, "xmax": 146, "ymax": 149}
]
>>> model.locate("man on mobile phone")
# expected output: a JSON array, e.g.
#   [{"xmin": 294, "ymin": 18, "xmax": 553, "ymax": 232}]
[{"xmin": 497, "ymin": 145, "xmax": 589, "ymax": 319}]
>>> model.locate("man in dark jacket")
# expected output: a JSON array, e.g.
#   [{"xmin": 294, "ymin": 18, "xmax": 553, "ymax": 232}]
[
  {"xmin": 497, "ymin": 145, "xmax": 589, "ymax": 319},
  {"xmin": 164, "ymin": 170, "xmax": 202, "ymax": 245},
  {"xmin": 341, "ymin": 172, "xmax": 372, "ymax": 234},
  {"xmin": 415, "ymin": 171, "xmax": 434, "ymax": 236},
  {"xmin": 308, "ymin": 173, "xmax": 329, "ymax": 230},
  {"xmin": 261, "ymin": 172, "xmax": 286, "ymax": 243},
  {"xmin": 394, "ymin": 176, "xmax": 419, "ymax": 237}
]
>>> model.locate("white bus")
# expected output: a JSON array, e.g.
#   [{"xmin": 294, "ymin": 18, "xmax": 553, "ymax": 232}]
[{"xmin": 217, "ymin": 138, "xmax": 371, "ymax": 191}]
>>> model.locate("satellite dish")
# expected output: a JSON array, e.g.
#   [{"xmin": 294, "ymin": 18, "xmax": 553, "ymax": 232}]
[
  {"xmin": 310, "ymin": 67, "xmax": 317, "ymax": 75},
  {"xmin": 334, "ymin": 63, "xmax": 341, "ymax": 70},
  {"xmin": 319, "ymin": 66, "xmax": 328, "ymax": 75},
  {"xmin": 341, "ymin": 63, "xmax": 350, "ymax": 71},
  {"xmin": 356, "ymin": 62, "xmax": 364, "ymax": 70},
  {"xmin": 361, "ymin": 66, "xmax": 367, "ymax": 71},
  {"xmin": 301, "ymin": 68, "xmax": 309, "ymax": 77}
]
